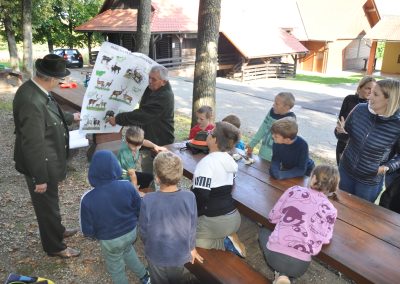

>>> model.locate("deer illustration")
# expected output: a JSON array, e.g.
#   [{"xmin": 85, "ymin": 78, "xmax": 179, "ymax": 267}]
[
  {"xmin": 123, "ymin": 93, "xmax": 133, "ymax": 104},
  {"xmin": 110, "ymin": 86, "xmax": 127, "ymax": 99},
  {"xmin": 105, "ymin": 80, "xmax": 113, "ymax": 88},
  {"xmin": 96, "ymin": 77, "xmax": 105, "ymax": 88},
  {"xmin": 88, "ymin": 94, "xmax": 100, "ymax": 107}
]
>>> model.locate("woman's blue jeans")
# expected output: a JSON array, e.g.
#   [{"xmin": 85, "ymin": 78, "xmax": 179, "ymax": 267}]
[
  {"xmin": 100, "ymin": 227, "xmax": 146, "ymax": 284},
  {"xmin": 339, "ymin": 164, "xmax": 383, "ymax": 203}
]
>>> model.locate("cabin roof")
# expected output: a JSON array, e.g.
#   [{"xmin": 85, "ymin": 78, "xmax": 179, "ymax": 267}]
[{"xmin": 364, "ymin": 15, "xmax": 400, "ymax": 41}]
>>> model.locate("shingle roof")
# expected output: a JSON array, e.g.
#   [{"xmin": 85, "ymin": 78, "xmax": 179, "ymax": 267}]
[
  {"xmin": 74, "ymin": 6, "xmax": 197, "ymax": 33},
  {"xmin": 296, "ymin": 0, "xmax": 372, "ymax": 40},
  {"xmin": 364, "ymin": 15, "xmax": 400, "ymax": 41}
]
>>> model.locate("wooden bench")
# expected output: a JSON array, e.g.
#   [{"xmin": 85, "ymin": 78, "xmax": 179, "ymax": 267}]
[
  {"xmin": 51, "ymin": 85, "xmax": 122, "ymax": 159},
  {"xmin": 185, "ymin": 247, "xmax": 270, "ymax": 284},
  {"xmin": 166, "ymin": 142, "xmax": 400, "ymax": 284}
]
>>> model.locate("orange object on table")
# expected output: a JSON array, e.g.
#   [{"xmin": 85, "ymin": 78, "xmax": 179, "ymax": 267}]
[{"xmin": 60, "ymin": 82, "xmax": 78, "ymax": 88}]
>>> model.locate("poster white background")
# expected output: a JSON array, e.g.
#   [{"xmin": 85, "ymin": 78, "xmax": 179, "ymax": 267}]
[{"xmin": 79, "ymin": 42, "xmax": 157, "ymax": 134}]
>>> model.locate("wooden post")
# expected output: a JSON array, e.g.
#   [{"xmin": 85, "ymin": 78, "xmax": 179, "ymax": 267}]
[{"xmin": 366, "ymin": 41, "xmax": 377, "ymax": 75}]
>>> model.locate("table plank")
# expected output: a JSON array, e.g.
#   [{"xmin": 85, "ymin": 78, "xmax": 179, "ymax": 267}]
[{"xmin": 51, "ymin": 84, "xmax": 85, "ymax": 111}]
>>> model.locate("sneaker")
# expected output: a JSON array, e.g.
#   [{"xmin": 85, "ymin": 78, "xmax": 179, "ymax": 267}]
[
  {"xmin": 140, "ymin": 270, "xmax": 151, "ymax": 284},
  {"xmin": 224, "ymin": 236, "xmax": 245, "ymax": 258},
  {"xmin": 228, "ymin": 233, "xmax": 247, "ymax": 257},
  {"xmin": 273, "ymin": 272, "xmax": 290, "ymax": 284}
]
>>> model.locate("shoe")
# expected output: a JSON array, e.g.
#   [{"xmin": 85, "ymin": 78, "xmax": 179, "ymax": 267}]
[
  {"xmin": 63, "ymin": 228, "xmax": 78, "ymax": 238},
  {"xmin": 224, "ymin": 236, "xmax": 246, "ymax": 258},
  {"xmin": 48, "ymin": 247, "xmax": 80, "ymax": 258},
  {"xmin": 140, "ymin": 270, "xmax": 151, "ymax": 284},
  {"xmin": 273, "ymin": 272, "xmax": 290, "ymax": 284},
  {"xmin": 228, "ymin": 233, "xmax": 247, "ymax": 257}
]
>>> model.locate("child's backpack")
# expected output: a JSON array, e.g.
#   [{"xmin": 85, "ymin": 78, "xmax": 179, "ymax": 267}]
[
  {"xmin": 5, "ymin": 273, "xmax": 55, "ymax": 284},
  {"xmin": 185, "ymin": 131, "xmax": 209, "ymax": 154}
]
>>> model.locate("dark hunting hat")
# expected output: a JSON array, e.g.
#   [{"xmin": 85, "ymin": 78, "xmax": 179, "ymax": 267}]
[{"xmin": 35, "ymin": 54, "xmax": 70, "ymax": 78}]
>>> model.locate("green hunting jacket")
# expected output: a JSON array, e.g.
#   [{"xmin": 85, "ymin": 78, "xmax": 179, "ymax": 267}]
[{"xmin": 13, "ymin": 79, "xmax": 74, "ymax": 185}]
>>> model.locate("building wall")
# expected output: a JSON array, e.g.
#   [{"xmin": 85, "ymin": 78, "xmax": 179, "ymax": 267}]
[
  {"xmin": 325, "ymin": 40, "xmax": 351, "ymax": 73},
  {"xmin": 381, "ymin": 42, "xmax": 400, "ymax": 74},
  {"xmin": 298, "ymin": 41, "xmax": 326, "ymax": 72},
  {"xmin": 182, "ymin": 38, "xmax": 196, "ymax": 57},
  {"xmin": 343, "ymin": 37, "xmax": 370, "ymax": 70}
]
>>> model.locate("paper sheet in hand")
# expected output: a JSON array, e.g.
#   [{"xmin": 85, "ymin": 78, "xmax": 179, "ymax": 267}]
[{"xmin": 69, "ymin": 130, "xmax": 89, "ymax": 149}]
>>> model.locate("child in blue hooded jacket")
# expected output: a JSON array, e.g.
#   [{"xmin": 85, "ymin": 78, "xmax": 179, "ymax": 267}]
[{"xmin": 80, "ymin": 150, "xmax": 150, "ymax": 284}]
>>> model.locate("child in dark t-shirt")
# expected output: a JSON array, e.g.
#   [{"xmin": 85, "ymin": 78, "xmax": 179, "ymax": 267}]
[{"xmin": 270, "ymin": 117, "xmax": 314, "ymax": 180}]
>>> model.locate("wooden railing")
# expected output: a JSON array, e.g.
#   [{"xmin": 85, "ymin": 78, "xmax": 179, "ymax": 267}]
[
  {"xmin": 241, "ymin": 63, "xmax": 296, "ymax": 81},
  {"xmin": 155, "ymin": 57, "xmax": 196, "ymax": 69},
  {"xmin": 155, "ymin": 53, "xmax": 238, "ymax": 70}
]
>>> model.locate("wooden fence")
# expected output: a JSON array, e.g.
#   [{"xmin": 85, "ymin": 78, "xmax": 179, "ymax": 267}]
[
  {"xmin": 155, "ymin": 53, "xmax": 237, "ymax": 70},
  {"xmin": 241, "ymin": 63, "xmax": 296, "ymax": 81}
]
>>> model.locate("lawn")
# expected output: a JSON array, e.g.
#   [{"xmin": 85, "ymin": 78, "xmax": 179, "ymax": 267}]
[{"xmin": 291, "ymin": 74, "xmax": 365, "ymax": 85}]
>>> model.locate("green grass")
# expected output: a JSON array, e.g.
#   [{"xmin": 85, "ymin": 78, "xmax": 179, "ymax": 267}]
[
  {"xmin": 291, "ymin": 74, "xmax": 365, "ymax": 85},
  {"xmin": 174, "ymin": 113, "xmax": 191, "ymax": 141},
  {"xmin": 0, "ymin": 100, "xmax": 12, "ymax": 111}
]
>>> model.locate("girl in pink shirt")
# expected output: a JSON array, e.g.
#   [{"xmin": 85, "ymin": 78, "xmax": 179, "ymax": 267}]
[{"xmin": 259, "ymin": 165, "xmax": 339, "ymax": 284}]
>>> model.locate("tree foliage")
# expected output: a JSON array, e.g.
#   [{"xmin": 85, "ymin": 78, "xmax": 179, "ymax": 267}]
[
  {"xmin": 0, "ymin": 0, "xmax": 102, "ymax": 56},
  {"xmin": 32, "ymin": 0, "xmax": 102, "ymax": 50}
]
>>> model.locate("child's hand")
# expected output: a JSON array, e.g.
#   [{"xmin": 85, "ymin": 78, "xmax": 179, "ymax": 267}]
[
  {"xmin": 154, "ymin": 145, "xmax": 168, "ymax": 153},
  {"xmin": 245, "ymin": 145, "xmax": 253, "ymax": 155},
  {"xmin": 128, "ymin": 169, "xmax": 139, "ymax": 188},
  {"xmin": 190, "ymin": 248, "xmax": 204, "ymax": 264}
]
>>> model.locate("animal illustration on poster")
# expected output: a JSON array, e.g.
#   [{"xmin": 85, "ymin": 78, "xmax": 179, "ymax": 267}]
[{"xmin": 79, "ymin": 42, "xmax": 157, "ymax": 133}]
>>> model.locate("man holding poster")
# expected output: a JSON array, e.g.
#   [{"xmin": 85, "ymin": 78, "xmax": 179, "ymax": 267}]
[{"xmin": 109, "ymin": 65, "xmax": 175, "ymax": 173}]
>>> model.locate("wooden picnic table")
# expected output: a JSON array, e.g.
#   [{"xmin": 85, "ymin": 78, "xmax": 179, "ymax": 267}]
[
  {"xmin": 50, "ymin": 84, "xmax": 122, "ymax": 158},
  {"xmin": 166, "ymin": 142, "xmax": 400, "ymax": 284}
]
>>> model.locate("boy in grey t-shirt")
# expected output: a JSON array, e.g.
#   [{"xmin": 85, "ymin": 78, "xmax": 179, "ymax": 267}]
[{"xmin": 139, "ymin": 152, "xmax": 203, "ymax": 284}]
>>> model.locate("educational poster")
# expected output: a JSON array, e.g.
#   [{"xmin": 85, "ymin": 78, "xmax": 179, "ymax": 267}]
[{"xmin": 79, "ymin": 42, "xmax": 157, "ymax": 134}]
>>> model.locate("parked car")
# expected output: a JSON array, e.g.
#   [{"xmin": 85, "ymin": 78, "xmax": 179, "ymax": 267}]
[{"xmin": 53, "ymin": 49, "xmax": 84, "ymax": 68}]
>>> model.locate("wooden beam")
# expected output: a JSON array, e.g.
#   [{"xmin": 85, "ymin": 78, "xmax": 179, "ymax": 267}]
[{"xmin": 366, "ymin": 41, "xmax": 377, "ymax": 75}]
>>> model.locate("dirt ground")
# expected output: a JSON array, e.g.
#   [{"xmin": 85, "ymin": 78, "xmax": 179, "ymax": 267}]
[{"xmin": 0, "ymin": 80, "xmax": 352, "ymax": 283}]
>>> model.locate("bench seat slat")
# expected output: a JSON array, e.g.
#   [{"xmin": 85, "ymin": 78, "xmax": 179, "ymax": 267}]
[{"xmin": 185, "ymin": 247, "xmax": 270, "ymax": 284}]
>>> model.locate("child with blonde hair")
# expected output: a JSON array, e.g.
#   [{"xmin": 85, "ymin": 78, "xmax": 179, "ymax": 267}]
[
  {"xmin": 259, "ymin": 165, "xmax": 339, "ymax": 284},
  {"xmin": 118, "ymin": 126, "xmax": 166, "ymax": 194},
  {"xmin": 139, "ymin": 152, "xmax": 203, "ymax": 283},
  {"xmin": 247, "ymin": 92, "xmax": 296, "ymax": 161}
]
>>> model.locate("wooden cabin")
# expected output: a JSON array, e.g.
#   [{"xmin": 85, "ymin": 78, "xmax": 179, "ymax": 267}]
[{"xmin": 75, "ymin": 0, "xmax": 308, "ymax": 81}]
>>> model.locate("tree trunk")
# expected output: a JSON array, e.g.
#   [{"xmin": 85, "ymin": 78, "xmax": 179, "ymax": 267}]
[
  {"xmin": 136, "ymin": 0, "xmax": 152, "ymax": 56},
  {"xmin": 192, "ymin": 0, "xmax": 221, "ymax": 127},
  {"xmin": 3, "ymin": 16, "xmax": 20, "ymax": 71},
  {"xmin": 47, "ymin": 37, "xmax": 54, "ymax": 53},
  {"xmin": 87, "ymin": 32, "xmax": 92, "ymax": 55},
  {"xmin": 22, "ymin": 0, "xmax": 33, "ymax": 77}
]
